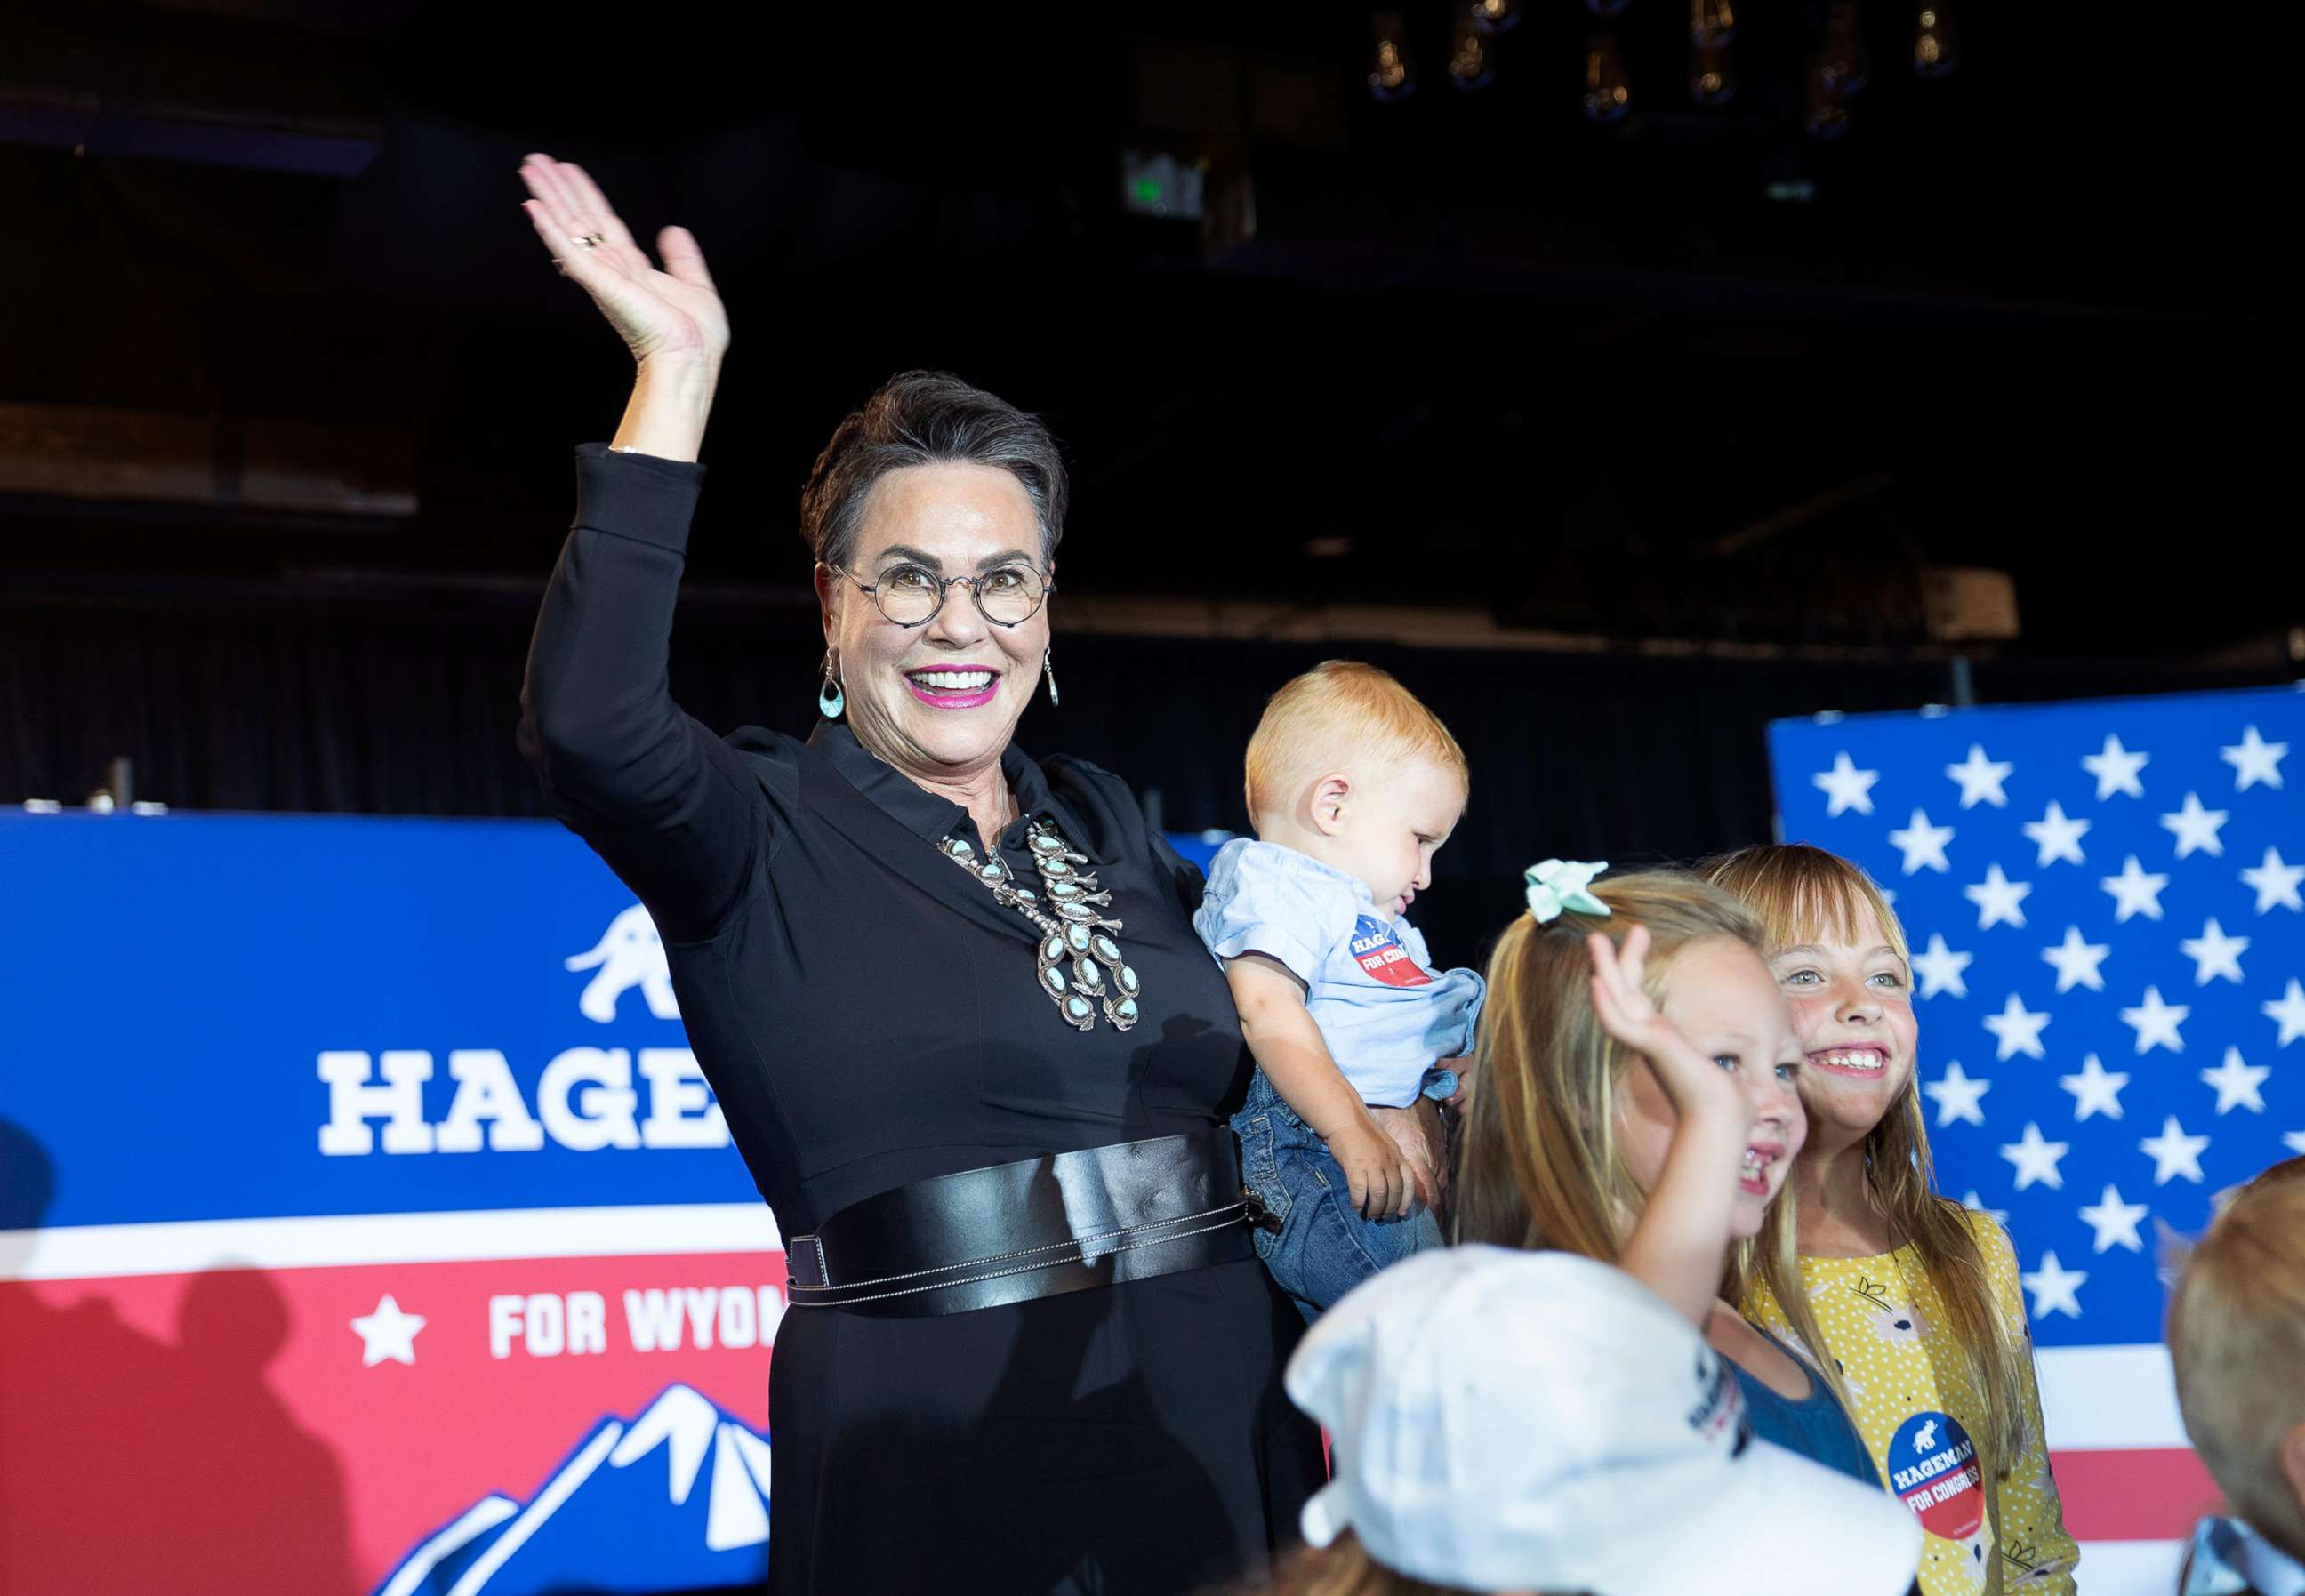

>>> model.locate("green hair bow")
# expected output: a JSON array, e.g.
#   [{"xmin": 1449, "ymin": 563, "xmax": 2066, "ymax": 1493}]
[{"xmin": 1523, "ymin": 858, "xmax": 1610, "ymax": 922}]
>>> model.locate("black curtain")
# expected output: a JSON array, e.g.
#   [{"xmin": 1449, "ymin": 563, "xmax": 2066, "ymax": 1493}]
[{"xmin": 3, "ymin": 586, "xmax": 2289, "ymax": 968}]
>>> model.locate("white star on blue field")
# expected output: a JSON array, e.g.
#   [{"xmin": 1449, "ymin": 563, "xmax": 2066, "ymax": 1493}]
[{"xmin": 1771, "ymin": 686, "xmax": 2305, "ymax": 1344}]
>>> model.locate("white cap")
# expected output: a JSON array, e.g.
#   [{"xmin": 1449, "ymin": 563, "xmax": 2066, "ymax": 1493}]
[{"xmin": 1287, "ymin": 1246, "xmax": 1921, "ymax": 1596}]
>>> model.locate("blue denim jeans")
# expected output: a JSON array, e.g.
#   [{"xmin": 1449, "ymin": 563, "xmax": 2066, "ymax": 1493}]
[{"xmin": 1232, "ymin": 1067, "xmax": 1442, "ymax": 1324}]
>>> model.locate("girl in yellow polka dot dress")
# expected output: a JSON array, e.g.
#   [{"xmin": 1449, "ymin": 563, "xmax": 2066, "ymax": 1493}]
[{"xmin": 1708, "ymin": 844, "xmax": 2078, "ymax": 1596}]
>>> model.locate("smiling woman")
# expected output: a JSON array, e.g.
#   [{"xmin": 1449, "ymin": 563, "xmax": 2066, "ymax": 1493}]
[
  {"xmin": 800, "ymin": 381, "xmax": 1064, "ymax": 823},
  {"xmin": 510, "ymin": 156, "xmax": 1323, "ymax": 1596},
  {"xmin": 1705, "ymin": 844, "xmax": 2079, "ymax": 1596}
]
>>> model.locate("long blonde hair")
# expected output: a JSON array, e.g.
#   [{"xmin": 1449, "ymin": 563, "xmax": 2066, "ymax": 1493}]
[
  {"xmin": 1454, "ymin": 869, "xmax": 1845, "ymax": 1413},
  {"xmin": 1703, "ymin": 842, "xmax": 2026, "ymax": 1478}
]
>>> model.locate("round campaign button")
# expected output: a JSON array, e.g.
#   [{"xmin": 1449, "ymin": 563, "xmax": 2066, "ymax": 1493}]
[
  {"xmin": 1884, "ymin": 1410, "xmax": 1983, "ymax": 1542},
  {"xmin": 1348, "ymin": 915, "xmax": 1434, "ymax": 988}
]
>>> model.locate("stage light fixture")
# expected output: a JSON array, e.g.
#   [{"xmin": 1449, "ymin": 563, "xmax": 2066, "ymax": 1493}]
[
  {"xmin": 1468, "ymin": 0, "xmax": 1521, "ymax": 34},
  {"xmin": 1913, "ymin": 3, "xmax": 1960, "ymax": 76},
  {"xmin": 1820, "ymin": 2, "xmax": 1871, "ymax": 92},
  {"xmin": 1450, "ymin": 10, "xmax": 1497, "ymax": 91},
  {"xmin": 1369, "ymin": 12, "xmax": 1418, "ymax": 100},
  {"xmin": 1803, "ymin": 53, "xmax": 1851, "ymax": 137},
  {"xmin": 1690, "ymin": 40, "xmax": 1737, "ymax": 106},
  {"xmin": 1345, "ymin": 0, "xmax": 1956, "ymax": 138},
  {"xmin": 1583, "ymin": 33, "xmax": 1632, "ymax": 120}
]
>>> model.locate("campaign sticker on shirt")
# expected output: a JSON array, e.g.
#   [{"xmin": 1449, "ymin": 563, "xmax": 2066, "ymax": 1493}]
[
  {"xmin": 1348, "ymin": 915, "xmax": 1433, "ymax": 988},
  {"xmin": 1886, "ymin": 1411, "xmax": 1984, "ymax": 1541}
]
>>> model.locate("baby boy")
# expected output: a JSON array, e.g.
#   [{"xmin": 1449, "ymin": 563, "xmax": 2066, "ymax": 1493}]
[{"xmin": 1196, "ymin": 661, "xmax": 1484, "ymax": 1320}]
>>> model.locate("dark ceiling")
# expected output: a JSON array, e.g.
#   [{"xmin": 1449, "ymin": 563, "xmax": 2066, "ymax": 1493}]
[{"xmin": 6, "ymin": 0, "xmax": 2299, "ymax": 662}]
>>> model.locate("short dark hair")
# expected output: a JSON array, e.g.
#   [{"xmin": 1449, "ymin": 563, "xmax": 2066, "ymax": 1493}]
[{"xmin": 799, "ymin": 370, "xmax": 1068, "ymax": 572}]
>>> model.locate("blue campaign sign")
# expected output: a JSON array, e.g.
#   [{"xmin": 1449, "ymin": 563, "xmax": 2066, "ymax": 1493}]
[
  {"xmin": 0, "ymin": 810, "xmax": 807, "ymax": 1594},
  {"xmin": 1, "ymin": 811, "xmax": 754, "ymax": 1230},
  {"xmin": 1, "ymin": 811, "xmax": 1242, "ymax": 1232},
  {"xmin": 1769, "ymin": 684, "xmax": 2305, "ymax": 1350}
]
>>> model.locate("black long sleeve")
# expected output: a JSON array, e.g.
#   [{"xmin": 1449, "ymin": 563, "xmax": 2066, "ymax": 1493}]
[
  {"xmin": 516, "ymin": 451, "xmax": 1324, "ymax": 1585},
  {"xmin": 518, "ymin": 445, "xmax": 769, "ymax": 942}
]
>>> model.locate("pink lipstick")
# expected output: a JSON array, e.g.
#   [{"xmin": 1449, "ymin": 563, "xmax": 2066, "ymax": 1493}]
[{"xmin": 904, "ymin": 667, "xmax": 1001, "ymax": 709}]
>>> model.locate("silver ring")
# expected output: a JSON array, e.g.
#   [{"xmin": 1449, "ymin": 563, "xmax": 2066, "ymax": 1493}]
[{"xmin": 571, "ymin": 233, "xmax": 605, "ymax": 249}]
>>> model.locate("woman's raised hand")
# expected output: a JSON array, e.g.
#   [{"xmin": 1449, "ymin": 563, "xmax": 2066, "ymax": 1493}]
[
  {"xmin": 518, "ymin": 155, "xmax": 728, "ymax": 373},
  {"xmin": 1586, "ymin": 926, "xmax": 1744, "ymax": 1128}
]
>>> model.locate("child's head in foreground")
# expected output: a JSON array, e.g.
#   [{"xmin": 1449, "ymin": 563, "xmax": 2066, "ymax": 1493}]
[
  {"xmin": 2170, "ymin": 1158, "xmax": 2305, "ymax": 1561},
  {"xmin": 1243, "ymin": 661, "xmax": 1467, "ymax": 922},
  {"xmin": 1244, "ymin": 1246, "xmax": 1919, "ymax": 1596}
]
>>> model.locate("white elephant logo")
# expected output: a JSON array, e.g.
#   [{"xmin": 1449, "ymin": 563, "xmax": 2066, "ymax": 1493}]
[{"xmin": 565, "ymin": 904, "xmax": 681, "ymax": 1023}]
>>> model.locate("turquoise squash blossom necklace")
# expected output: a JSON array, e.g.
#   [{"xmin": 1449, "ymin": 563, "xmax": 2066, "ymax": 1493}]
[{"xmin": 939, "ymin": 818, "xmax": 1143, "ymax": 1032}]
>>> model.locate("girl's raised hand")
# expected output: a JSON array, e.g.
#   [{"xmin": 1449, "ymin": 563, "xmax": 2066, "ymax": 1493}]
[
  {"xmin": 518, "ymin": 155, "xmax": 728, "ymax": 373},
  {"xmin": 1591, "ymin": 924, "xmax": 1754, "ymax": 1328},
  {"xmin": 1586, "ymin": 926, "xmax": 1744, "ymax": 1128}
]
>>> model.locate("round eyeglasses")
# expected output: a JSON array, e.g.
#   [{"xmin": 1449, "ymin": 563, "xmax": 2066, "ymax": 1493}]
[{"xmin": 830, "ymin": 561, "xmax": 1054, "ymax": 629}]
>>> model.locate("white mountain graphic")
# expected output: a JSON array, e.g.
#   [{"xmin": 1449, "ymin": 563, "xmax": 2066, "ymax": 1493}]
[
  {"xmin": 374, "ymin": 1383, "xmax": 771, "ymax": 1596},
  {"xmin": 608, "ymin": 1383, "xmax": 775, "ymax": 1551}
]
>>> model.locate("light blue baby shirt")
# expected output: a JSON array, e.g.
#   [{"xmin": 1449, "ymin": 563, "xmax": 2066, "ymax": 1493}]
[{"xmin": 1193, "ymin": 838, "xmax": 1485, "ymax": 1109}]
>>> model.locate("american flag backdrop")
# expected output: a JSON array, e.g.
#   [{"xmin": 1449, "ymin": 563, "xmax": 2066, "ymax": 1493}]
[{"xmin": 1768, "ymin": 682, "xmax": 2305, "ymax": 1596}]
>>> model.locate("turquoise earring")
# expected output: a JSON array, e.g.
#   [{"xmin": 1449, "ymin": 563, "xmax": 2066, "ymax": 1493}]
[{"xmin": 818, "ymin": 652, "xmax": 845, "ymax": 719}]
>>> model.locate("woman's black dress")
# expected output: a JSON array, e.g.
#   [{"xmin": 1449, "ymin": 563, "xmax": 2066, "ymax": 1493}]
[{"xmin": 518, "ymin": 445, "xmax": 1325, "ymax": 1596}]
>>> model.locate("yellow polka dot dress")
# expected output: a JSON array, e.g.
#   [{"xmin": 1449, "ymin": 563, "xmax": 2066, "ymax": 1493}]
[{"xmin": 1749, "ymin": 1214, "xmax": 2078, "ymax": 1596}]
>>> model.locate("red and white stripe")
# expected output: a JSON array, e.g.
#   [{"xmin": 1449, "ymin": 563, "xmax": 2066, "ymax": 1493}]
[{"xmin": 2039, "ymin": 1344, "xmax": 2215, "ymax": 1593}]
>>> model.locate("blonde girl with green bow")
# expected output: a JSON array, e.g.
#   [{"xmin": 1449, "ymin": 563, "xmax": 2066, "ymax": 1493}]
[{"xmin": 1456, "ymin": 867, "xmax": 1882, "ymax": 1488}]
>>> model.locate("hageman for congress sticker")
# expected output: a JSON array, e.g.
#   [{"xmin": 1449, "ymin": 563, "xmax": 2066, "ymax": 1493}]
[
  {"xmin": 1886, "ymin": 1410, "xmax": 1983, "ymax": 1541},
  {"xmin": 1349, "ymin": 916, "xmax": 1433, "ymax": 988}
]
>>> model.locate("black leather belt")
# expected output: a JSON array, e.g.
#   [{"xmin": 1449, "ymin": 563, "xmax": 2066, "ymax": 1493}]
[{"xmin": 783, "ymin": 1128, "xmax": 1257, "ymax": 1317}]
